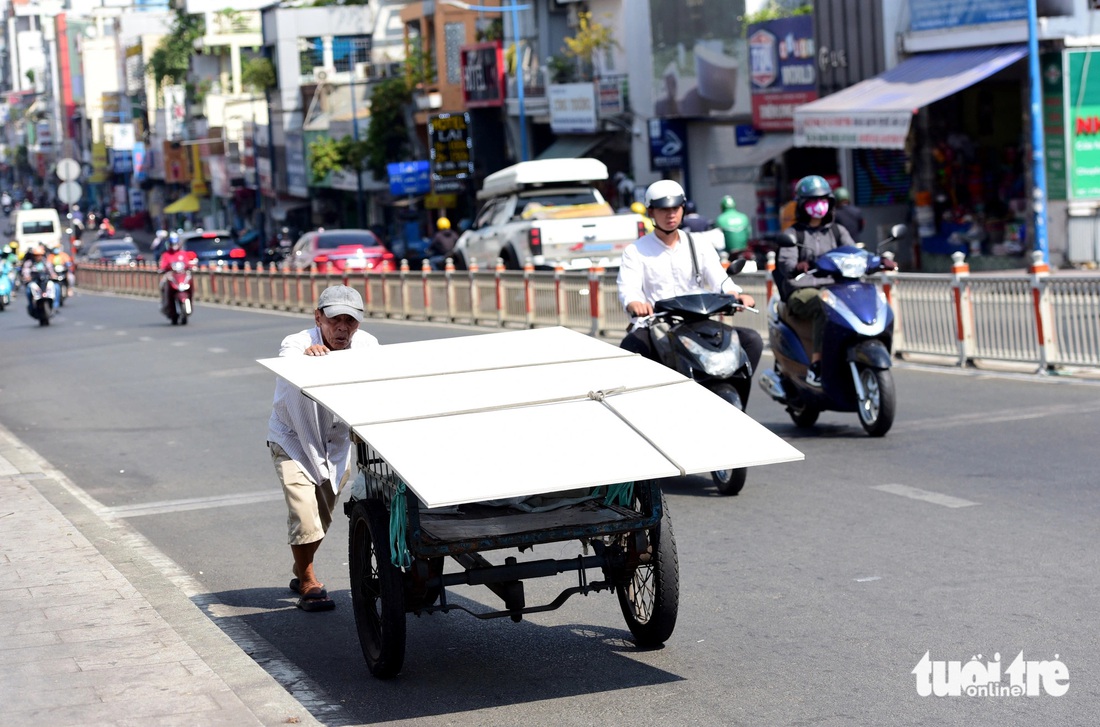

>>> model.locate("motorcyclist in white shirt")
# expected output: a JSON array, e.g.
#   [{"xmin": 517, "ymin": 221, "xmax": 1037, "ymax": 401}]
[{"xmin": 616, "ymin": 179, "xmax": 763, "ymax": 382}]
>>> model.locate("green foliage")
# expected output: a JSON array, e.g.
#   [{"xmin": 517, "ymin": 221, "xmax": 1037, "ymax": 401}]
[
  {"xmin": 147, "ymin": 8, "xmax": 205, "ymax": 89},
  {"xmin": 548, "ymin": 54, "xmax": 576, "ymax": 84},
  {"xmin": 743, "ymin": 1, "xmax": 813, "ymax": 26},
  {"xmin": 477, "ymin": 19, "xmax": 503, "ymax": 43},
  {"xmin": 562, "ymin": 11, "xmax": 618, "ymax": 81},
  {"xmin": 309, "ymin": 136, "xmax": 344, "ymax": 183},
  {"xmin": 365, "ymin": 76, "xmax": 412, "ymax": 180},
  {"xmin": 241, "ymin": 56, "xmax": 276, "ymax": 94},
  {"xmin": 25, "ymin": 69, "xmax": 36, "ymax": 86}
]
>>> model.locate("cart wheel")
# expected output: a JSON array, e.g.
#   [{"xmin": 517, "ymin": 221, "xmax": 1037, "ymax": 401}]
[
  {"xmin": 617, "ymin": 484, "xmax": 679, "ymax": 647},
  {"xmin": 348, "ymin": 499, "xmax": 406, "ymax": 678}
]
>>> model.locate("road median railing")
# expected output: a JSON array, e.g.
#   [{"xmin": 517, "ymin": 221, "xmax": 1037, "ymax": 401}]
[{"xmin": 77, "ymin": 252, "xmax": 1100, "ymax": 374}]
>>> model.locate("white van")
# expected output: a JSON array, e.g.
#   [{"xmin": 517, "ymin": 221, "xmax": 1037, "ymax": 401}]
[{"xmin": 12, "ymin": 208, "xmax": 63, "ymax": 256}]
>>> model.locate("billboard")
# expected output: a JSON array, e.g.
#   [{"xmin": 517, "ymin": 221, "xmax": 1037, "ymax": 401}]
[
  {"xmin": 748, "ymin": 15, "xmax": 817, "ymax": 132},
  {"xmin": 649, "ymin": 0, "xmax": 750, "ymax": 119},
  {"xmin": 461, "ymin": 42, "xmax": 505, "ymax": 108}
]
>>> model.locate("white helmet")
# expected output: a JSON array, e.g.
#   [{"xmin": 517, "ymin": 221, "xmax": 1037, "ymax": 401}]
[{"xmin": 644, "ymin": 180, "xmax": 686, "ymax": 210}]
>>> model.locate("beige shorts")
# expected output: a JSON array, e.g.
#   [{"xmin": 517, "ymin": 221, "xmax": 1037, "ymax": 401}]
[{"xmin": 269, "ymin": 442, "xmax": 349, "ymax": 545}]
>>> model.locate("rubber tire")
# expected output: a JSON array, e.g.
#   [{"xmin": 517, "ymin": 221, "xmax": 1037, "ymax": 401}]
[
  {"xmin": 500, "ymin": 246, "xmax": 521, "ymax": 271},
  {"xmin": 709, "ymin": 383, "xmax": 747, "ymax": 496},
  {"xmin": 617, "ymin": 484, "xmax": 679, "ymax": 647},
  {"xmin": 788, "ymin": 403, "xmax": 819, "ymax": 428},
  {"xmin": 37, "ymin": 299, "xmax": 50, "ymax": 326},
  {"xmin": 857, "ymin": 367, "xmax": 895, "ymax": 437},
  {"xmin": 348, "ymin": 499, "xmax": 406, "ymax": 679},
  {"xmin": 451, "ymin": 252, "xmax": 468, "ymax": 271}
]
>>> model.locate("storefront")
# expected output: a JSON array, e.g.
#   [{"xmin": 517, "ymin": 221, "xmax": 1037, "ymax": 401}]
[{"xmin": 794, "ymin": 44, "xmax": 1031, "ymax": 271}]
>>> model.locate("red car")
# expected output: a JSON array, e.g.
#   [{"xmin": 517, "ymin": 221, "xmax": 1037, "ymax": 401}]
[{"xmin": 288, "ymin": 229, "xmax": 395, "ymax": 273}]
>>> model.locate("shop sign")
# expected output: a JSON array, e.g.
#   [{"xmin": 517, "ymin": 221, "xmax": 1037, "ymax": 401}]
[
  {"xmin": 461, "ymin": 42, "xmax": 504, "ymax": 108},
  {"xmin": 748, "ymin": 16, "xmax": 818, "ymax": 132},
  {"xmin": 89, "ymin": 142, "xmax": 110, "ymax": 183},
  {"xmin": 387, "ymin": 160, "xmax": 431, "ymax": 196},
  {"xmin": 1064, "ymin": 49, "xmax": 1100, "ymax": 199},
  {"xmin": 1042, "ymin": 52, "xmax": 1067, "ymax": 201},
  {"xmin": 910, "ymin": 0, "xmax": 1071, "ymax": 32},
  {"xmin": 131, "ymin": 142, "xmax": 146, "ymax": 182},
  {"xmin": 648, "ymin": 118, "xmax": 687, "ymax": 171},
  {"xmin": 425, "ymin": 193, "xmax": 458, "ymax": 210},
  {"xmin": 285, "ymin": 129, "xmax": 309, "ymax": 198},
  {"xmin": 162, "ymin": 142, "xmax": 191, "ymax": 184},
  {"xmin": 598, "ymin": 77, "xmax": 625, "ymax": 116},
  {"xmin": 736, "ymin": 124, "xmax": 761, "ymax": 146},
  {"xmin": 208, "ymin": 156, "xmax": 231, "ymax": 198},
  {"xmin": 258, "ymin": 156, "xmax": 275, "ymax": 199},
  {"xmin": 163, "ymin": 85, "xmax": 186, "ymax": 141},
  {"xmin": 104, "ymin": 122, "xmax": 135, "ymax": 151},
  {"xmin": 429, "ymin": 113, "xmax": 473, "ymax": 181},
  {"xmin": 109, "ymin": 149, "xmax": 133, "ymax": 174},
  {"xmin": 129, "ymin": 187, "xmax": 145, "ymax": 213},
  {"xmin": 549, "ymin": 83, "xmax": 598, "ymax": 134}
]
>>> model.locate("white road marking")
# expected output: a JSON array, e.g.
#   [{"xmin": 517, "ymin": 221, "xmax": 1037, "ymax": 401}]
[
  {"xmin": 104, "ymin": 490, "xmax": 283, "ymax": 518},
  {"xmin": 207, "ymin": 347, "xmax": 227, "ymax": 353},
  {"xmin": 898, "ymin": 400, "xmax": 1100, "ymax": 433},
  {"xmin": 171, "ymin": 340, "xmax": 187, "ymax": 346},
  {"xmin": 873, "ymin": 484, "xmax": 978, "ymax": 508},
  {"xmin": 854, "ymin": 576, "xmax": 882, "ymax": 583}
]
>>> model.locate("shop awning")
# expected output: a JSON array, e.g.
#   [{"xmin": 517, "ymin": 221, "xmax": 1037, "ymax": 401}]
[
  {"xmin": 537, "ymin": 134, "xmax": 607, "ymax": 160},
  {"xmin": 164, "ymin": 193, "xmax": 201, "ymax": 214},
  {"xmin": 794, "ymin": 44, "xmax": 1027, "ymax": 150}
]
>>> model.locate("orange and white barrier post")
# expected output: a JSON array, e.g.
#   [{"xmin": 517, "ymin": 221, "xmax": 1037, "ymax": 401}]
[
  {"xmin": 881, "ymin": 251, "xmax": 902, "ymax": 352},
  {"xmin": 553, "ymin": 262, "xmax": 565, "ymax": 326},
  {"xmin": 588, "ymin": 265, "xmax": 603, "ymax": 336},
  {"xmin": 523, "ymin": 258, "xmax": 535, "ymax": 327},
  {"xmin": 765, "ymin": 250, "xmax": 776, "ymax": 303},
  {"xmin": 950, "ymin": 251, "xmax": 974, "ymax": 366},
  {"xmin": 495, "ymin": 257, "xmax": 505, "ymax": 326},
  {"xmin": 444, "ymin": 257, "xmax": 456, "ymax": 321},
  {"xmin": 421, "ymin": 257, "xmax": 431, "ymax": 314},
  {"xmin": 1028, "ymin": 250, "xmax": 1058, "ymax": 371}
]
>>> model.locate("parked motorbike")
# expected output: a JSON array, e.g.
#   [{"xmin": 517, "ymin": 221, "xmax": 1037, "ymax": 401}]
[
  {"xmin": 758, "ymin": 224, "xmax": 906, "ymax": 437},
  {"xmin": 164, "ymin": 260, "xmax": 194, "ymax": 325},
  {"xmin": 629, "ymin": 258, "xmax": 757, "ymax": 495},
  {"xmin": 25, "ymin": 262, "xmax": 58, "ymax": 326}
]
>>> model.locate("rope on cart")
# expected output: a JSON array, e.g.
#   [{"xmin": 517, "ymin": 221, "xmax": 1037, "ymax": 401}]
[
  {"xmin": 604, "ymin": 482, "xmax": 634, "ymax": 507},
  {"xmin": 587, "ymin": 387, "xmax": 686, "ymax": 476},
  {"xmin": 389, "ymin": 482, "xmax": 412, "ymax": 569}
]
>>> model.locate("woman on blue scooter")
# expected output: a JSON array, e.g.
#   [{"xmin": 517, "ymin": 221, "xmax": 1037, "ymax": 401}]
[{"xmin": 776, "ymin": 176, "xmax": 894, "ymax": 387}]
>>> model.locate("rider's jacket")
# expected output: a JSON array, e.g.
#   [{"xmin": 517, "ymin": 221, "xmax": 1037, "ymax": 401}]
[{"xmin": 158, "ymin": 249, "xmax": 197, "ymax": 273}]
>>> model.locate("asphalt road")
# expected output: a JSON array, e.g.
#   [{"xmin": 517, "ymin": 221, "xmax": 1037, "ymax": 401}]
[{"xmin": 0, "ymin": 291, "xmax": 1097, "ymax": 726}]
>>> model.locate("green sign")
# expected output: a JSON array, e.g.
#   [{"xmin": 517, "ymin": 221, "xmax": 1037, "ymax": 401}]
[
  {"xmin": 1042, "ymin": 52, "xmax": 1066, "ymax": 201},
  {"xmin": 1065, "ymin": 49, "xmax": 1100, "ymax": 200}
]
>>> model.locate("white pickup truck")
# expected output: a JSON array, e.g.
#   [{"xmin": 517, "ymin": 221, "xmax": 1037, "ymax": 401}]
[{"xmin": 453, "ymin": 158, "xmax": 648, "ymax": 271}]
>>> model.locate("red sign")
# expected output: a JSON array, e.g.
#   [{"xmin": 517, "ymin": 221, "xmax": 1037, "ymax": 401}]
[{"xmin": 461, "ymin": 42, "xmax": 504, "ymax": 108}]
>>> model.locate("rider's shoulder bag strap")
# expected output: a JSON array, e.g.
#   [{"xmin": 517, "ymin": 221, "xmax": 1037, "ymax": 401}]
[{"xmin": 685, "ymin": 231, "xmax": 703, "ymax": 286}]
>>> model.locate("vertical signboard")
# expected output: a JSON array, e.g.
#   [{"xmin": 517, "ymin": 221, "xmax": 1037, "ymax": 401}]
[
  {"xmin": 461, "ymin": 42, "xmax": 505, "ymax": 108},
  {"xmin": 549, "ymin": 83, "xmax": 598, "ymax": 134},
  {"xmin": 429, "ymin": 112, "xmax": 473, "ymax": 193},
  {"xmin": 748, "ymin": 15, "xmax": 817, "ymax": 132},
  {"xmin": 1042, "ymin": 52, "xmax": 1067, "ymax": 201},
  {"xmin": 285, "ymin": 129, "xmax": 309, "ymax": 198},
  {"xmin": 1065, "ymin": 49, "xmax": 1100, "ymax": 200},
  {"xmin": 648, "ymin": 118, "xmax": 687, "ymax": 171}
]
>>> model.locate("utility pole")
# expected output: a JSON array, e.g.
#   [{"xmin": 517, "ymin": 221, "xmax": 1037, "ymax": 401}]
[{"xmin": 1028, "ymin": 0, "xmax": 1050, "ymax": 264}]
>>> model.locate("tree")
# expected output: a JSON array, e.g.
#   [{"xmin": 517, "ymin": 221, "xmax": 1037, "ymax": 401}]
[
  {"xmin": 364, "ymin": 76, "xmax": 411, "ymax": 180},
  {"xmin": 241, "ymin": 56, "xmax": 276, "ymax": 94},
  {"xmin": 147, "ymin": 8, "xmax": 205, "ymax": 89},
  {"xmin": 562, "ymin": 11, "xmax": 618, "ymax": 81}
]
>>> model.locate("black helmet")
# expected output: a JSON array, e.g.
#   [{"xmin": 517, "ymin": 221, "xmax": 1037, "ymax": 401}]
[{"xmin": 684, "ymin": 200, "xmax": 697, "ymax": 215}]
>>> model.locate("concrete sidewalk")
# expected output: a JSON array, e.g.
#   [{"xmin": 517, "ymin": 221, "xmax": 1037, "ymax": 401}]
[{"xmin": 0, "ymin": 429, "xmax": 322, "ymax": 726}]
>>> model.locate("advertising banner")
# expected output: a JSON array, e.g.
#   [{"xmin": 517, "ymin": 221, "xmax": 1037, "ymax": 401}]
[
  {"xmin": 163, "ymin": 85, "xmax": 186, "ymax": 141},
  {"xmin": 285, "ymin": 129, "xmax": 309, "ymax": 198},
  {"xmin": 163, "ymin": 142, "xmax": 191, "ymax": 184},
  {"xmin": 648, "ymin": 118, "xmax": 687, "ymax": 171},
  {"xmin": 748, "ymin": 15, "xmax": 817, "ymax": 132},
  {"xmin": 1065, "ymin": 49, "xmax": 1100, "ymax": 199},
  {"xmin": 387, "ymin": 161, "xmax": 431, "ymax": 196},
  {"xmin": 910, "ymin": 0, "xmax": 1071, "ymax": 31},
  {"xmin": 649, "ymin": 0, "xmax": 750, "ymax": 119}
]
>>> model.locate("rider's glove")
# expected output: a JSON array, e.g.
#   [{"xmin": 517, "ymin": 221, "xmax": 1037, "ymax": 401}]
[
  {"xmin": 879, "ymin": 258, "xmax": 898, "ymax": 271},
  {"xmin": 794, "ymin": 261, "xmax": 811, "ymax": 274}
]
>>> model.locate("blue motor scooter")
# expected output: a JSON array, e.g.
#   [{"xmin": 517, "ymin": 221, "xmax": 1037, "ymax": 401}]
[{"xmin": 758, "ymin": 225, "xmax": 906, "ymax": 437}]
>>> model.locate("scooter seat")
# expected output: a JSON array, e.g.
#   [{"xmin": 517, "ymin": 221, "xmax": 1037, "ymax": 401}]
[{"xmin": 777, "ymin": 300, "xmax": 815, "ymax": 359}]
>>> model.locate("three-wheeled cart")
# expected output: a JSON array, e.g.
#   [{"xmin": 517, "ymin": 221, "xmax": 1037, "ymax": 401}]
[{"xmin": 260, "ymin": 327, "xmax": 802, "ymax": 678}]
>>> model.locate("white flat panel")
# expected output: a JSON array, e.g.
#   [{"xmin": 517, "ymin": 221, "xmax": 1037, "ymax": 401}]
[
  {"xmin": 258, "ymin": 327, "xmax": 629, "ymax": 390},
  {"xmin": 355, "ymin": 400, "xmax": 681, "ymax": 508},
  {"xmin": 307, "ymin": 356, "xmax": 684, "ymax": 426},
  {"xmin": 604, "ymin": 383, "xmax": 805, "ymax": 473}
]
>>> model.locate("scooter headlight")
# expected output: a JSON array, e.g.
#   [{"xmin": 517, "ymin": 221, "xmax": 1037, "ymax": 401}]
[
  {"xmin": 177, "ymin": 283, "xmax": 190, "ymax": 291},
  {"xmin": 834, "ymin": 252, "xmax": 869, "ymax": 278},
  {"xmin": 679, "ymin": 336, "xmax": 739, "ymax": 378}
]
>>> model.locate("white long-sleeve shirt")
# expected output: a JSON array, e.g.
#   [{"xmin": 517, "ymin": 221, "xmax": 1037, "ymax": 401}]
[
  {"xmin": 267, "ymin": 326, "xmax": 378, "ymax": 493},
  {"xmin": 616, "ymin": 229, "xmax": 742, "ymax": 312}
]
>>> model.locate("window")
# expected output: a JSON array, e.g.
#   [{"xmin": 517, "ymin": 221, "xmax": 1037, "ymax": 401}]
[
  {"xmin": 444, "ymin": 23, "xmax": 465, "ymax": 85},
  {"xmin": 21, "ymin": 221, "xmax": 56, "ymax": 234},
  {"xmin": 298, "ymin": 37, "xmax": 323, "ymax": 75},
  {"xmin": 332, "ymin": 35, "xmax": 372, "ymax": 73}
]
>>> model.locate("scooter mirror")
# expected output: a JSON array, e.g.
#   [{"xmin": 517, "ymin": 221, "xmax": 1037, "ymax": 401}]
[
  {"xmin": 890, "ymin": 224, "xmax": 908, "ymax": 240},
  {"xmin": 776, "ymin": 230, "xmax": 798, "ymax": 248},
  {"xmin": 726, "ymin": 257, "xmax": 747, "ymax": 276}
]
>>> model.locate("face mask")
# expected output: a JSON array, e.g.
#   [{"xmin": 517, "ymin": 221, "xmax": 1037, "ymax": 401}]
[{"xmin": 804, "ymin": 199, "xmax": 830, "ymax": 219}]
